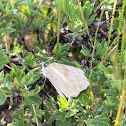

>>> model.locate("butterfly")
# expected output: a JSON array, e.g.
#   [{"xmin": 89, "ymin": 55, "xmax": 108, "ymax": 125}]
[{"xmin": 42, "ymin": 62, "xmax": 90, "ymax": 98}]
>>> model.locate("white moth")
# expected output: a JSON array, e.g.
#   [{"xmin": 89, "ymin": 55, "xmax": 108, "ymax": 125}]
[{"xmin": 42, "ymin": 63, "xmax": 90, "ymax": 98}]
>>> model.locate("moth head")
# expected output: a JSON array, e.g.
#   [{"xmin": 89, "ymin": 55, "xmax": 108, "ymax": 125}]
[
  {"xmin": 42, "ymin": 61, "xmax": 51, "ymax": 77},
  {"xmin": 42, "ymin": 61, "xmax": 47, "ymax": 68}
]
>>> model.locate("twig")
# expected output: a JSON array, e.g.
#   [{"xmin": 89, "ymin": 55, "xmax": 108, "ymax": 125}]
[{"xmin": 18, "ymin": 0, "xmax": 45, "ymax": 43}]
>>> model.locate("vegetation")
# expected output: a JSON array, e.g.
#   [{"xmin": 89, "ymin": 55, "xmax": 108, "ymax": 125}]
[{"xmin": 0, "ymin": 0, "xmax": 126, "ymax": 126}]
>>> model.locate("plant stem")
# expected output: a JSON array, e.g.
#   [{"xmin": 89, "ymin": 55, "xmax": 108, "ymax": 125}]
[
  {"xmin": 114, "ymin": 88, "xmax": 126, "ymax": 126},
  {"xmin": 117, "ymin": 0, "xmax": 126, "ymax": 50},
  {"xmin": 76, "ymin": 0, "xmax": 92, "ymax": 45},
  {"xmin": 107, "ymin": 0, "xmax": 117, "ymax": 46},
  {"xmin": 89, "ymin": 5, "xmax": 104, "ymax": 81},
  {"xmin": 56, "ymin": 0, "xmax": 61, "ymax": 61},
  {"xmin": 120, "ymin": 16, "xmax": 126, "ymax": 70},
  {"xmin": 21, "ymin": 87, "xmax": 24, "ymax": 126}
]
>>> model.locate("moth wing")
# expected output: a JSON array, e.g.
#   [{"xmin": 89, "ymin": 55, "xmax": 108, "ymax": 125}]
[
  {"xmin": 42, "ymin": 63, "xmax": 90, "ymax": 98},
  {"xmin": 42, "ymin": 63, "xmax": 64, "ymax": 97}
]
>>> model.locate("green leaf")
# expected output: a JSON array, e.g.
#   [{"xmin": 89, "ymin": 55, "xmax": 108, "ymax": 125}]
[
  {"xmin": 0, "ymin": 50, "xmax": 9, "ymax": 70},
  {"xmin": 0, "ymin": 2, "xmax": 4, "ymax": 11},
  {"xmin": 68, "ymin": 23, "xmax": 75, "ymax": 31},
  {"xmin": 0, "ymin": 60, "xmax": 8, "ymax": 70},
  {"xmin": 0, "ymin": 55, "xmax": 8, "ymax": 62},
  {"xmin": 45, "ymin": 100, "xmax": 54, "ymax": 108},
  {"xmin": 93, "ymin": 115, "xmax": 109, "ymax": 122},
  {"xmin": 97, "ymin": 43, "xmax": 102, "ymax": 55},
  {"xmin": 32, "ymin": 73, "xmax": 42, "ymax": 83},
  {"xmin": 36, "ymin": 46, "xmax": 47, "ymax": 57},
  {"xmin": 0, "ymin": 27, "xmax": 16, "ymax": 34},
  {"xmin": 47, "ymin": 111, "xmax": 62, "ymax": 124},
  {"xmin": 28, "ymin": 95, "xmax": 41, "ymax": 105},
  {"xmin": 62, "ymin": 0, "xmax": 66, "ymax": 13},
  {"xmin": 86, "ymin": 14, "xmax": 96, "ymax": 26},
  {"xmin": 87, "ymin": 4, "xmax": 94, "ymax": 18},
  {"xmin": 0, "ymin": 71, "xmax": 4, "ymax": 78},
  {"xmin": 78, "ymin": 94, "xmax": 89, "ymax": 105},
  {"xmin": 80, "ymin": 47, "xmax": 91, "ymax": 57},
  {"xmin": 110, "ymin": 79, "xmax": 121, "ymax": 88},
  {"xmin": 12, "ymin": 112, "xmax": 25, "ymax": 126},
  {"xmin": 36, "ymin": 109, "xmax": 45, "ymax": 117},
  {"xmin": 50, "ymin": 96, "xmax": 56, "ymax": 105},
  {"xmin": 84, "ymin": 1, "xmax": 90, "ymax": 8},
  {"xmin": 105, "ymin": 96, "xmax": 119, "ymax": 106},
  {"xmin": 59, "ymin": 52, "xmax": 69, "ymax": 57},
  {"xmin": 102, "ymin": 42, "xmax": 108, "ymax": 55},
  {"xmin": 72, "ymin": 100, "xmax": 77, "ymax": 109},
  {"xmin": 24, "ymin": 71, "xmax": 33, "ymax": 85},
  {"xmin": 61, "ymin": 43, "xmax": 70, "ymax": 52},
  {"xmin": 74, "ymin": 25, "xmax": 82, "ymax": 32},
  {"xmin": 102, "ymin": 89, "xmax": 118, "ymax": 96},
  {"xmin": 98, "ymin": 65, "xmax": 109, "ymax": 74},
  {"xmin": 121, "ymin": 121, "xmax": 126, "ymax": 126},
  {"xmin": 87, "ymin": 120, "xmax": 111, "ymax": 126},
  {"xmin": 14, "ymin": 77, "xmax": 20, "ymax": 87},
  {"xmin": 28, "ymin": 85, "xmax": 42, "ymax": 96},
  {"xmin": 59, "ymin": 58, "xmax": 75, "ymax": 66},
  {"xmin": 0, "ymin": 89, "xmax": 7, "ymax": 105},
  {"xmin": 67, "ymin": 97, "xmax": 73, "ymax": 107},
  {"xmin": 11, "ymin": 63, "xmax": 18, "ymax": 74},
  {"xmin": 77, "ymin": 122, "xmax": 84, "ymax": 126},
  {"xmin": 36, "ymin": 55, "xmax": 49, "ymax": 62},
  {"xmin": 53, "ymin": 43, "xmax": 61, "ymax": 55},
  {"xmin": 105, "ymin": 0, "xmax": 114, "ymax": 4},
  {"xmin": 57, "ymin": 95, "xmax": 67, "ymax": 107},
  {"xmin": 74, "ymin": 60, "xmax": 83, "ymax": 70},
  {"xmin": 23, "ymin": 53, "xmax": 36, "ymax": 66},
  {"xmin": 65, "ymin": 110, "xmax": 74, "ymax": 118},
  {"xmin": 83, "ymin": 6, "xmax": 88, "ymax": 19}
]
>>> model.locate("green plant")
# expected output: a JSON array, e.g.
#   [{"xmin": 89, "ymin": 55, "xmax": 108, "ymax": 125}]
[
  {"xmin": 0, "ymin": 0, "xmax": 126, "ymax": 126},
  {"xmin": 0, "ymin": 49, "xmax": 43, "ymax": 125}
]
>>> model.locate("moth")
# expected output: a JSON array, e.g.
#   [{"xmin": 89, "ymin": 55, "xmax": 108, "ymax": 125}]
[{"xmin": 42, "ymin": 63, "xmax": 90, "ymax": 98}]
